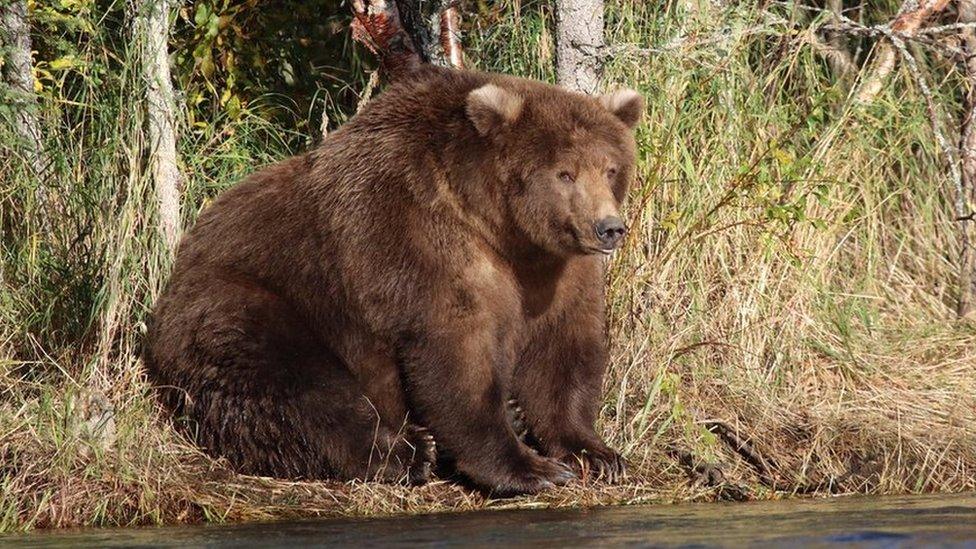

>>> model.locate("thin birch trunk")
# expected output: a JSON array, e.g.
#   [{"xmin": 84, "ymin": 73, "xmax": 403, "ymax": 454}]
[
  {"xmin": 1, "ymin": 0, "xmax": 49, "ymax": 183},
  {"xmin": 824, "ymin": 0, "xmax": 855, "ymax": 79},
  {"xmin": 555, "ymin": 0, "xmax": 604, "ymax": 93},
  {"xmin": 957, "ymin": 1, "xmax": 976, "ymax": 317},
  {"xmin": 434, "ymin": 1, "xmax": 464, "ymax": 69},
  {"xmin": 135, "ymin": 0, "xmax": 182, "ymax": 254}
]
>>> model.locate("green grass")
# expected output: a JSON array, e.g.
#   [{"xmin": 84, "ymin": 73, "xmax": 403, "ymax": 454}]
[{"xmin": 2, "ymin": 0, "xmax": 976, "ymax": 532}]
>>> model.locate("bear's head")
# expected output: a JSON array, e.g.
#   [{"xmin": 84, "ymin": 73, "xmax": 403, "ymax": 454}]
[{"xmin": 466, "ymin": 80, "xmax": 643, "ymax": 257}]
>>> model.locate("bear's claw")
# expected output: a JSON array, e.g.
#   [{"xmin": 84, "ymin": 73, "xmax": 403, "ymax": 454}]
[
  {"xmin": 571, "ymin": 447, "xmax": 627, "ymax": 484},
  {"xmin": 405, "ymin": 425, "xmax": 437, "ymax": 486},
  {"xmin": 507, "ymin": 398, "xmax": 529, "ymax": 442}
]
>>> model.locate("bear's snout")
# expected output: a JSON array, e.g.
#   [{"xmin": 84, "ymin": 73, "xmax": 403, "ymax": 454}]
[{"xmin": 594, "ymin": 217, "xmax": 627, "ymax": 251}]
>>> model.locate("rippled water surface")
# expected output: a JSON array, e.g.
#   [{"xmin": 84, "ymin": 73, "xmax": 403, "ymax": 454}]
[{"xmin": 7, "ymin": 493, "xmax": 976, "ymax": 547}]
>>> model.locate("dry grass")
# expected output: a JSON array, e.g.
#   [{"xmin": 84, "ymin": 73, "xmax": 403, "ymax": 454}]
[{"xmin": 3, "ymin": 0, "xmax": 976, "ymax": 533}]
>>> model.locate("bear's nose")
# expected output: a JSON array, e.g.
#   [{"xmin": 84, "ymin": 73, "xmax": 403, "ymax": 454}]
[{"xmin": 595, "ymin": 217, "xmax": 627, "ymax": 248}]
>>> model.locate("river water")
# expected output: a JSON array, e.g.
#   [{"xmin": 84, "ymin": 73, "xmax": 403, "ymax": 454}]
[{"xmin": 7, "ymin": 493, "xmax": 976, "ymax": 547}]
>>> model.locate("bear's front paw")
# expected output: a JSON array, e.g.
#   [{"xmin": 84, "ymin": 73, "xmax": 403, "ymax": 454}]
[
  {"xmin": 403, "ymin": 425, "xmax": 437, "ymax": 486},
  {"xmin": 560, "ymin": 443, "xmax": 626, "ymax": 484},
  {"xmin": 475, "ymin": 450, "xmax": 577, "ymax": 497}
]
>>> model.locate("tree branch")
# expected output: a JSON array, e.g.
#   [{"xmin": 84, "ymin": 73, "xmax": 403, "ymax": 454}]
[{"xmin": 855, "ymin": 0, "xmax": 952, "ymax": 104}]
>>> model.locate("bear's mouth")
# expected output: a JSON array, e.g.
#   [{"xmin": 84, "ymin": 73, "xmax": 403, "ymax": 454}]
[
  {"xmin": 566, "ymin": 223, "xmax": 616, "ymax": 256},
  {"xmin": 580, "ymin": 239, "xmax": 617, "ymax": 255}
]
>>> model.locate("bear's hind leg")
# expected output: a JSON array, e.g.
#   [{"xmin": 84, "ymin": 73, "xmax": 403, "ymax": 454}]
[{"xmin": 150, "ymin": 275, "xmax": 434, "ymax": 483}]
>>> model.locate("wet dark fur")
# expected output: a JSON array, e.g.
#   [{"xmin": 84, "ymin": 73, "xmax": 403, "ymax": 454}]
[{"xmin": 144, "ymin": 66, "xmax": 641, "ymax": 495}]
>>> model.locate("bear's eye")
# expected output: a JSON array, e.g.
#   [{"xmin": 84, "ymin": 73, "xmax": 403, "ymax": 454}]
[
  {"xmin": 558, "ymin": 172, "xmax": 575, "ymax": 184},
  {"xmin": 606, "ymin": 167, "xmax": 618, "ymax": 179}
]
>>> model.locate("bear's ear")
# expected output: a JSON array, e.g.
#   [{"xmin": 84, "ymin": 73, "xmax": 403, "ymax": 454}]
[
  {"xmin": 600, "ymin": 89, "xmax": 644, "ymax": 129},
  {"xmin": 466, "ymin": 84, "xmax": 524, "ymax": 136}
]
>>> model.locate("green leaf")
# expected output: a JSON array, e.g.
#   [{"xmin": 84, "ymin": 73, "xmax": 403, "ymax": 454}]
[
  {"xmin": 226, "ymin": 95, "xmax": 241, "ymax": 119},
  {"xmin": 194, "ymin": 3, "xmax": 210, "ymax": 26},
  {"xmin": 205, "ymin": 14, "xmax": 220, "ymax": 39},
  {"xmin": 48, "ymin": 55, "xmax": 77, "ymax": 70}
]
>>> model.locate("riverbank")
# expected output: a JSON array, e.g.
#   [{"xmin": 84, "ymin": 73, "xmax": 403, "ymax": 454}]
[
  {"xmin": 9, "ymin": 493, "xmax": 976, "ymax": 547},
  {"xmin": 3, "ymin": 0, "xmax": 976, "ymax": 532},
  {"xmin": 3, "ymin": 315, "xmax": 975, "ymax": 531}
]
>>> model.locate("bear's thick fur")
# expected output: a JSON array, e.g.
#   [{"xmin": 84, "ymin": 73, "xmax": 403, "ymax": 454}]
[{"xmin": 145, "ymin": 66, "xmax": 643, "ymax": 495}]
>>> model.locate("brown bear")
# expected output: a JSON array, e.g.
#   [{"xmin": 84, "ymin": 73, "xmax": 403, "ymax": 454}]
[{"xmin": 144, "ymin": 66, "xmax": 642, "ymax": 496}]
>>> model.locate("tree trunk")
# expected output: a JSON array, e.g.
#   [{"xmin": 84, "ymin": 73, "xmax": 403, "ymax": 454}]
[
  {"xmin": 351, "ymin": 0, "xmax": 424, "ymax": 79},
  {"xmin": 555, "ymin": 0, "xmax": 604, "ymax": 93},
  {"xmin": 824, "ymin": 0, "xmax": 854, "ymax": 79},
  {"xmin": 1, "ymin": 0, "xmax": 49, "ymax": 180},
  {"xmin": 351, "ymin": 0, "xmax": 463, "ymax": 79},
  {"xmin": 957, "ymin": 1, "xmax": 976, "ymax": 317},
  {"xmin": 436, "ymin": 2, "xmax": 464, "ymax": 69},
  {"xmin": 135, "ymin": 0, "xmax": 182, "ymax": 254}
]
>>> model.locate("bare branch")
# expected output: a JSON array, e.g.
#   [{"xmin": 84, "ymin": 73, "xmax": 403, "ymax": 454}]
[
  {"xmin": 877, "ymin": 27, "xmax": 970, "ymax": 318},
  {"xmin": 855, "ymin": 0, "xmax": 952, "ymax": 104},
  {"xmin": 887, "ymin": 34, "xmax": 960, "ymax": 214}
]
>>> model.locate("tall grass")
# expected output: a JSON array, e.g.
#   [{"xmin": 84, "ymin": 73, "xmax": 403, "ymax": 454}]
[{"xmin": 2, "ymin": 0, "xmax": 976, "ymax": 532}]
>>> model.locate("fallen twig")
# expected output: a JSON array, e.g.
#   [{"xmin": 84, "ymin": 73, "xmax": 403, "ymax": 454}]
[
  {"xmin": 666, "ymin": 445, "xmax": 750, "ymax": 501},
  {"xmin": 667, "ymin": 446, "xmax": 726, "ymax": 486},
  {"xmin": 704, "ymin": 421, "xmax": 778, "ymax": 488}
]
